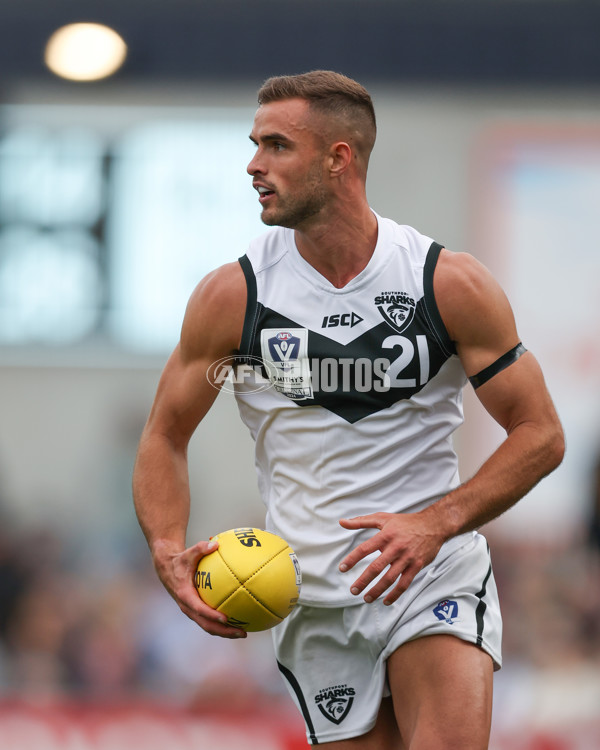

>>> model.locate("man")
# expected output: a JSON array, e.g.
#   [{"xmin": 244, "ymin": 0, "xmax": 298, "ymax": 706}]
[{"xmin": 133, "ymin": 71, "xmax": 564, "ymax": 749}]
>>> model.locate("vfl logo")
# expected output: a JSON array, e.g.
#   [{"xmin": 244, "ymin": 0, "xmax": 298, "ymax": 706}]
[
  {"xmin": 268, "ymin": 331, "xmax": 300, "ymax": 370},
  {"xmin": 433, "ymin": 599, "xmax": 459, "ymax": 625},
  {"xmin": 260, "ymin": 328, "xmax": 313, "ymax": 400},
  {"xmin": 314, "ymin": 685, "xmax": 355, "ymax": 725},
  {"xmin": 374, "ymin": 291, "xmax": 416, "ymax": 334}
]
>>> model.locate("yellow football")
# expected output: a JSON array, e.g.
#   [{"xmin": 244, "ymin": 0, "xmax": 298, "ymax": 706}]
[{"xmin": 194, "ymin": 527, "xmax": 302, "ymax": 631}]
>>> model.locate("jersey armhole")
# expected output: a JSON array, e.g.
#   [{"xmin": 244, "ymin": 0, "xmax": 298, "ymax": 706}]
[
  {"xmin": 237, "ymin": 254, "xmax": 259, "ymax": 362},
  {"xmin": 423, "ymin": 242, "xmax": 457, "ymax": 357}
]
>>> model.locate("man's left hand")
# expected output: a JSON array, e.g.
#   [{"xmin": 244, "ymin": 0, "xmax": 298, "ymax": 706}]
[{"xmin": 338, "ymin": 511, "xmax": 445, "ymax": 605}]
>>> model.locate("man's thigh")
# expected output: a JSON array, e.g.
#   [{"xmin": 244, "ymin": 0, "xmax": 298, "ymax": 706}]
[
  {"xmin": 319, "ymin": 698, "xmax": 403, "ymax": 750},
  {"xmin": 388, "ymin": 635, "xmax": 494, "ymax": 750}
]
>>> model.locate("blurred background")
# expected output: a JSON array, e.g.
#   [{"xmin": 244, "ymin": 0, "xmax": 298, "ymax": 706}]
[{"xmin": 0, "ymin": 1, "xmax": 599, "ymax": 747}]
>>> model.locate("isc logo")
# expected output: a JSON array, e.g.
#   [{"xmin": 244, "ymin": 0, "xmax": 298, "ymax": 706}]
[
  {"xmin": 321, "ymin": 312, "xmax": 363, "ymax": 328},
  {"xmin": 234, "ymin": 527, "xmax": 262, "ymax": 547}
]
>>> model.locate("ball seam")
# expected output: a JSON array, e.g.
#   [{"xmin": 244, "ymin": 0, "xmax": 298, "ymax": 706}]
[{"xmin": 219, "ymin": 547, "xmax": 289, "ymax": 620}]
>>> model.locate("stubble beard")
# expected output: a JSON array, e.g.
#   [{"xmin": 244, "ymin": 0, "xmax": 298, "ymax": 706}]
[{"xmin": 260, "ymin": 169, "xmax": 328, "ymax": 230}]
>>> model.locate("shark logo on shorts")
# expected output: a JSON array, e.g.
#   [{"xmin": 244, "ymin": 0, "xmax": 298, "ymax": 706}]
[
  {"xmin": 433, "ymin": 599, "xmax": 459, "ymax": 624},
  {"xmin": 314, "ymin": 684, "xmax": 355, "ymax": 725}
]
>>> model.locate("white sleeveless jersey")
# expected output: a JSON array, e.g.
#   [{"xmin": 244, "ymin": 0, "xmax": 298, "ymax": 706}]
[{"xmin": 233, "ymin": 214, "xmax": 469, "ymax": 606}]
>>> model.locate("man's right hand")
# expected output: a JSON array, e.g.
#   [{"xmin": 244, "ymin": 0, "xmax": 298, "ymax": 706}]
[{"xmin": 152, "ymin": 539, "xmax": 247, "ymax": 639}]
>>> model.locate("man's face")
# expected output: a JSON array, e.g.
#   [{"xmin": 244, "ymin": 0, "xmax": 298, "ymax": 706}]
[{"xmin": 247, "ymin": 98, "xmax": 329, "ymax": 229}]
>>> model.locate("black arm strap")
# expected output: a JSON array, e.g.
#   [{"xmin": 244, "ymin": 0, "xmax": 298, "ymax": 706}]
[{"xmin": 468, "ymin": 342, "xmax": 527, "ymax": 389}]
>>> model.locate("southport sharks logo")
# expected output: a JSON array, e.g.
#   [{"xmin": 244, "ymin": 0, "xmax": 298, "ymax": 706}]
[
  {"xmin": 375, "ymin": 291, "xmax": 416, "ymax": 334},
  {"xmin": 314, "ymin": 684, "xmax": 356, "ymax": 725}
]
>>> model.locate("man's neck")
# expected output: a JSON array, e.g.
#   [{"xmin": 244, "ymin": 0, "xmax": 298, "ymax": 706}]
[{"xmin": 293, "ymin": 204, "xmax": 378, "ymax": 289}]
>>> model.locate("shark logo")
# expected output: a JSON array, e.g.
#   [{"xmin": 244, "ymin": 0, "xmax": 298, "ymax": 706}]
[
  {"xmin": 314, "ymin": 685, "xmax": 355, "ymax": 725},
  {"xmin": 374, "ymin": 291, "xmax": 416, "ymax": 334}
]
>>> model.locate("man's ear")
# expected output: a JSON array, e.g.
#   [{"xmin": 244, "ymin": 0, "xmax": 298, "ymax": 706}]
[{"xmin": 328, "ymin": 141, "xmax": 352, "ymax": 177}]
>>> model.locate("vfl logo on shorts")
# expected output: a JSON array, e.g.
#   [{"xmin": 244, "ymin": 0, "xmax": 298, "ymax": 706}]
[
  {"xmin": 314, "ymin": 684, "xmax": 355, "ymax": 725},
  {"xmin": 374, "ymin": 291, "xmax": 416, "ymax": 334},
  {"xmin": 433, "ymin": 599, "xmax": 459, "ymax": 625}
]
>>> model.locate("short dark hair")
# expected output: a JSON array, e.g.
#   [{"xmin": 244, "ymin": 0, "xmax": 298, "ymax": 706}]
[{"xmin": 257, "ymin": 70, "xmax": 377, "ymax": 161}]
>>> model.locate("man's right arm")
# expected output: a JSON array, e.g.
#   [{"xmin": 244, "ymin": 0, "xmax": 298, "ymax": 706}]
[{"xmin": 132, "ymin": 260, "xmax": 249, "ymax": 638}]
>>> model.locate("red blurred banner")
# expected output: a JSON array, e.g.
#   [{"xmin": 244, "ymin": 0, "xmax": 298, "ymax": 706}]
[
  {"xmin": 0, "ymin": 700, "xmax": 310, "ymax": 750},
  {"xmin": 0, "ymin": 700, "xmax": 598, "ymax": 749}
]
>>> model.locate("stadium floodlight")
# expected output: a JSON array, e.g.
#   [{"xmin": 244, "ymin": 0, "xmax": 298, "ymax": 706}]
[{"xmin": 44, "ymin": 23, "xmax": 127, "ymax": 82}]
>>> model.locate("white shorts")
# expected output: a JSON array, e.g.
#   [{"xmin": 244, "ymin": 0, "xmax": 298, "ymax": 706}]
[{"xmin": 272, "ymin": 532, "xmax": 502, "ymax": 745}]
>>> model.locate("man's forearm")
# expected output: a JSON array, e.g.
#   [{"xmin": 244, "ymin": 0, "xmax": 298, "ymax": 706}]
[
  {"xmin": 132, "ymin": 431, "xmax": 192, "ymax": 556},
  {"xmin": 422, "ymin": 420, "xmax": 565, "ymax": 541}
]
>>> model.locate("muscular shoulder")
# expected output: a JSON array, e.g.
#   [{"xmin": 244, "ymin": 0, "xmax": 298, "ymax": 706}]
[
  {"xmin": 180, "ymin": 261, "xmax": 246, "ymax": 364},
  {"xmin": 433, "ymin": 249, "xmax": 520, "ymax": 372}
]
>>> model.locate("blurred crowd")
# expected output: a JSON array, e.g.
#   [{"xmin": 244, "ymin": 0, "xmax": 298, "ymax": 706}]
[
  {"xmin": 0, "ymin": 468, "xmax": 599, "ymax": 736},
  {"xmin": 0, "ymin": 515, "xmax": 281, "ymax": 708}
]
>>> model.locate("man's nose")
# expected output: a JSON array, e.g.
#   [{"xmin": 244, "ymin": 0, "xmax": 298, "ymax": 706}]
[{"xmin": 247, "ymin": 150, "xmax": 264, "ymax": 176}]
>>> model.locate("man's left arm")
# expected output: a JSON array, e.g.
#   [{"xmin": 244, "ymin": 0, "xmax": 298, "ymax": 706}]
[{"xmin": 339, "ymin": 249, "xmax": 565, "ymax": 604}]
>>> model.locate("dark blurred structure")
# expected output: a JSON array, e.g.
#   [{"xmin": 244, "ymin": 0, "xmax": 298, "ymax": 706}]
[{"xmin": 1, "ymin": 0, "xmax": 600, "ymax": 89}]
